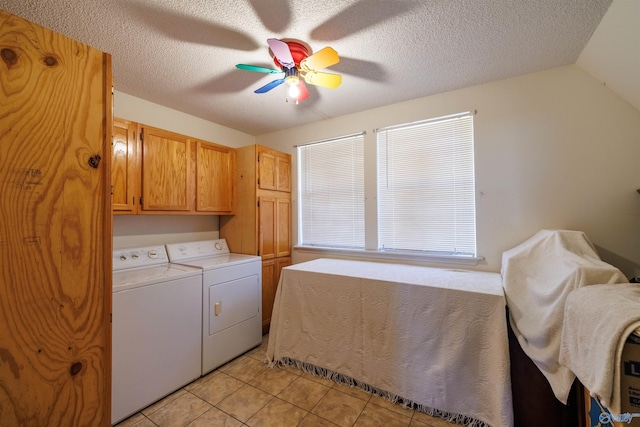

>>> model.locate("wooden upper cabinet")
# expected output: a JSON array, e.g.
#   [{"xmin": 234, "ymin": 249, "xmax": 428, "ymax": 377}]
[
  {"xmin": 196, "ymin": 141, "xmax": 236, "ymax": 214},
  {"xmin": 258, "ymin": 146, "xmax": 291, "ymax": 192},
  {"xmin": 113, "ymin": 122, "xmax": 236, "ymax": 215},
  {"xmin": 112, "ymin": 118, "xmax": 139, "ymax": 214},
  {"xmin": 140, "ymin": 126, "xmax": 193, "ymax": 212}
]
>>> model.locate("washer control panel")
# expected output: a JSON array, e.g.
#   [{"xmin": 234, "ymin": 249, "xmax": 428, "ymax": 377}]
[
  {"xmin": 113, "ymin": 245, "xmax": 169, "ymax": 271},
  {"xmin": 166, "ymin": 239, "xmax": 230, "ymax": 262}
]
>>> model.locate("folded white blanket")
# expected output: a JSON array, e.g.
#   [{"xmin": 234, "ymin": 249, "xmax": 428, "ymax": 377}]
[
  {"xmin": 501, "ymin": 230, "xmax": 628, "ymax": 403},
  {"xmin": 559, "ymin": 283, "xmax": 640, "ymax": 413}
]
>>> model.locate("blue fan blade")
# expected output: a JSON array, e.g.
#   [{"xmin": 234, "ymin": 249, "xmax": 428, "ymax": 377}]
[{"xmin": 255, "ymin": 78, "xmax": 285, "ymax": 93}]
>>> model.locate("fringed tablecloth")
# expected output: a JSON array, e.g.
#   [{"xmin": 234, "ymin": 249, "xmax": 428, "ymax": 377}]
[{"xmin": 266, "ymin": 258, "xmax": 513, "ymax": 427}]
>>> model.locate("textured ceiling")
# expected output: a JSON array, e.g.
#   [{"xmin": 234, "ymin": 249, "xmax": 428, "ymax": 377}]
[{"xmin": 0, "ymin": 0, "xmax": 612, "ymax": 136}]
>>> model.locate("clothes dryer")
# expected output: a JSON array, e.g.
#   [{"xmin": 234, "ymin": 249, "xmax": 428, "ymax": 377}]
[{"xmin": 166, "ymin": 239, "xmax": 262, "ymax": 375}]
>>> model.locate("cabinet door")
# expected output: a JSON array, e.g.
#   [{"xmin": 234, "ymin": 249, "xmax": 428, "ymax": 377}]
[
  {"xmin": 140, "ymin": 126, "xmax": 193, "ymax": 212},
  {"xmin": 276, "ymin": 155, "xmax": 291, "ymax": 192},
  {"xmin": 258, "ymin": 150, "xmax": 277, "ymax": 191},
  {"xmin": 259, "ymin": 196, "xmax": 276, "ymax": 259},
  {"xmin": 196, "ymin": 141, "xmax": 235, "ymax": 213},
  {"xmin": 261, "ymin": 259, "xmax": 276, "ymax": 334},
  {"xmin": 262, "ymin": 257, "xmax": 291, "ymax": 334},
  {"xmin": 275, "ymin": 257, "xmax": 291, "ymax": 289},
  {"xmin": 112, "ymin": 118, "xmax": 139, "ymax": 214},
  {"xmin": 0, "ymin": 10, "xmax": 112, "ymax": 426},
  {"xmin": 276, "ymin": 197, "xmax": 291, "ymax": 257},
  {"xmin": 258, "ymin": 148, "xmax": 291, "ymax": 193},
  {"xmin": 259, "ymin": 195, "xmax": 290, "ymax": 259}
]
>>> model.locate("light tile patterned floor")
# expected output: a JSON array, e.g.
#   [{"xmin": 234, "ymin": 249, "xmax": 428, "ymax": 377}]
[{"xmin": 115, "ymin": 335, "xmax": 458, "ymax": 427}]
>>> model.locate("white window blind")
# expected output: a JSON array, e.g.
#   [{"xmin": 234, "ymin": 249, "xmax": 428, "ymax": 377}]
[
  {"xmin": 298, "ymin": 133, "xmax": 365, "ymax": 248},
  {"xmin": 377, "ymin": 112, "xmax": 476, "ymax": 256}
]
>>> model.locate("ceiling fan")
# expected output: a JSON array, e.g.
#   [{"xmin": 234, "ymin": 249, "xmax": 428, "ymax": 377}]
[{"xmin": 236, "ymin": 38, "xmax": 342, "ymax": 104}]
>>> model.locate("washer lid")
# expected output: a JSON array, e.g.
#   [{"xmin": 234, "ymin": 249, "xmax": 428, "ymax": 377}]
[
  {"xmin": 113, "ymin": 263, "xmax": 201, "ymax": 291},
  {"xmin": 172, "ymin": 254, "xmax": 261, "ymax": 270}
]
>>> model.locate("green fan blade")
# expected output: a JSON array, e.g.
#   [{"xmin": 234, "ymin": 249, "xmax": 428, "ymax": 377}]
[{"xmin": 236, "ymin": 64, "xmax": 284, "ymax": 75}]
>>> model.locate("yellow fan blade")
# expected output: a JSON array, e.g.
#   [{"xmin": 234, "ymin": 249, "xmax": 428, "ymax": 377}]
[
  {"xmin": 301, "ymin": 47, "xmax": 339, "ymax": 72},
  {"xmin": 304, "ymin": 71, "xmax": 342, "ymax": 89}
]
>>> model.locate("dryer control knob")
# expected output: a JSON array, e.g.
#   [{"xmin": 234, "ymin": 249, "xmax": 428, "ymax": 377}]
[
  {"xmin": 119, "ymin": 255, "xmax": 127, "ymax": 261},
  {"xmin": 148, "ymin": 250, "xmax": 158, "ymax": 259},
  {"xmin": 215, "ymin": 242, "xmax": 223, "ymax": 251}
]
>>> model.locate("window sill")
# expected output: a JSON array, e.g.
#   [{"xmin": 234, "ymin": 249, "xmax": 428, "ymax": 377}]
[{"xmin": 293, "ymin": 246, "xmax": 484, "ymax": 266}]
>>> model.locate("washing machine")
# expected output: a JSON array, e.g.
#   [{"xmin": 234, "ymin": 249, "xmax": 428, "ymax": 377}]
[
  {"xmin": 166, "ymin": 239, "xmax": 262, "ymax": 375},
  {"xmin": 111, "ymin": 245, "xmax": 202, "ymax": 425}
]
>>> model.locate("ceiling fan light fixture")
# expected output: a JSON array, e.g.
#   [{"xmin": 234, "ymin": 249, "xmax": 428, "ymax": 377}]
[{"xmin": 288, "ymin": 83, "xmax": 300, "ymax": 100}]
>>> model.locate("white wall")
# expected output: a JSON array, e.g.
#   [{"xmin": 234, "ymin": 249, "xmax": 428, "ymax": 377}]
[
  {"xmin": 257, "ymin": 65, "xmax": 640, "ymax": 275},
  {"xmin": 114, "ymin": 91, "xmax": 255, "ymax": 148},
  {"xmin": 577, "ymin": 0, "xmax": 640, "ymax": 112},
  {"xmin": 112, "ymin": 91, "xmax": 256, "ymax": 248}
]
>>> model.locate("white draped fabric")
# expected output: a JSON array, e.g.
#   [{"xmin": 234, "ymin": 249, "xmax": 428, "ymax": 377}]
[
  {"xmin": 266, "ymin": 258, "xmax": 512, "ymax": 427},
  {"xmin": 502, "ymin": 229, "xmax": 628, "ymax": 403}
]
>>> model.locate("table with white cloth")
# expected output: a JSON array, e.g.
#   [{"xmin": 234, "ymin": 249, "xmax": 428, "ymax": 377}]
[{"xmin": 266, "ymin": 258, "xmax": 513, "ymax": 427}]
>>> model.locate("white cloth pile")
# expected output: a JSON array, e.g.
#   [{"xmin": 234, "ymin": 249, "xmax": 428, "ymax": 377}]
[
  {"xmin": 501, "ymin": 229, "xmax": 628, "ymax": 403},
  {"xmin": 559, "ymin": 284, "xmax": 640, "ymax": 413}
]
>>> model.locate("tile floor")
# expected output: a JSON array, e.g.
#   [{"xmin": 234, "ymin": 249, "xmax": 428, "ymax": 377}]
[{"xmin": 115, "ymin": 335, "xmax": 458, "ymax": 427}]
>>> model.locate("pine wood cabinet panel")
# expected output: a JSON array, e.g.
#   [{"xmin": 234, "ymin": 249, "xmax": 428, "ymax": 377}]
[
  {"xmin": 275, "ymin": 257, "xmax": 291, "ymax": 281},
  {"xmin": 261, "ymin": 256, "xmax": 291, "ymax": 334},
  {"xmin": 259, "ymin": 196, "xmax": 276, "ymax": 259},
  {"xmin": 112, "ymin": 118, "xmax": 139, "ymax": 214},
  {"xmin": 140, "ymin": 126, "xmax": 193, "ymax": 212},
  {"xmin": 258, "ymin": 151, "xmax": 276, "ymax": 190},
  {"xmin": 258, "ymin": 146, "xmax": 291, "ymax": 192},
  {"xmin": 258, "ymin": 195, "xmax": 290, "ymax": 259},
  {"xmin": 195, "ymin": 140, "xmax": 235, "ymax": 214},
  {"xmin": 261, "ymin": 259, "xmax": 276, "ymax": 333},
  {"xmin": 0, "ymin": 10, "xmax": 112, "ymax": 426},
  {"xmin": 276, "ymin": 197, "xmax": 291, "ymax": 257},
  {"xmin": 276, "ymin": 155, "xmax": 291, "ymax": 192}
]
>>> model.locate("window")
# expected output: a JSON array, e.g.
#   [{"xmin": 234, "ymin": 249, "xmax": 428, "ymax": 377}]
[
  {"xmin": 296, "ymin": 112, "xmax": 477, "ymax": 261},
  {"xmin": 298, "ymin": 133, "xmax": 365, "ymax": 248},
  {"xmin": 377, "ymin": 112, "xmax": 476, "ymax": 256}
]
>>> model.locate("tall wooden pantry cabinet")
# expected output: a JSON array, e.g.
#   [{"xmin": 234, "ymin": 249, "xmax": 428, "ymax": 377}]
[
  {"xmin": 220, "ymin": 145, "xmax": 291, "ymax": 334},
  {"xmin": 0, "ymin": 10, "xmax": 113, "ymax": 427}
]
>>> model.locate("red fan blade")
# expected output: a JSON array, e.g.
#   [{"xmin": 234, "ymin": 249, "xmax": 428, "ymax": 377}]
[{"xmin": 297, "ymin": 81, "xmax": 309, "ymax": 102}]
